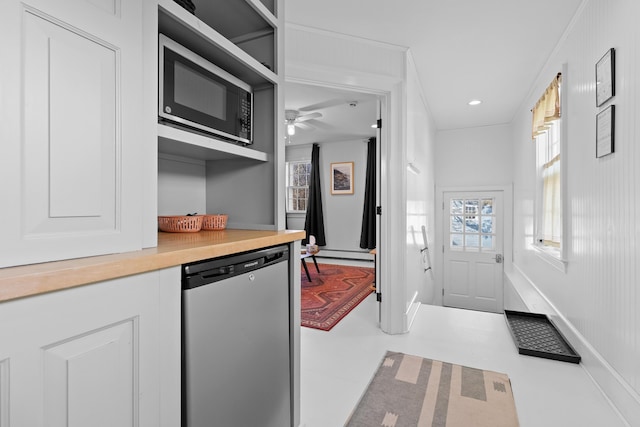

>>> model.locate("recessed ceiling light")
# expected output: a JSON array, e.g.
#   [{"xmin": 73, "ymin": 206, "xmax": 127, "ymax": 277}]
[{"xmin": 468, "ymin": 99, "xmax": 482, "ymax": 106}]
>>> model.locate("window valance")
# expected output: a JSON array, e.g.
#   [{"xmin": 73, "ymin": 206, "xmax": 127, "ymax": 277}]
[{"xmin": 532, "ymin": 74, "xmax": 561, "ymax": 139}]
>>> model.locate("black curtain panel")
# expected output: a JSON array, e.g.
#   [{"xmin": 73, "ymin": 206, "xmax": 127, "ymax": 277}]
[
  {"xmin": 360, "ymin": 137, "xmax": 376, "ymax": 249},
  {"xmin": 304, "ymin": 143, "xmax": 327, "ymax": 246}
]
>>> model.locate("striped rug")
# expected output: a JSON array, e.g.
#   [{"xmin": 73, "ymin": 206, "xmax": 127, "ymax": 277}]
[{"xmin": 345, "ymin": 351, "xmax": 519, "ymax": 427}]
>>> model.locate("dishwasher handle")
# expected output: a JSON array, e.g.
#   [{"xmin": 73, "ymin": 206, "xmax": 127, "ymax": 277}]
[{"xmin": 182, "ymin": 245, "xmax": 289, "ymax": 289}]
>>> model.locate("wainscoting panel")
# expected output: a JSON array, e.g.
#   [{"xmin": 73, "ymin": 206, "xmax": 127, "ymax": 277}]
[{"xmin": 510, "ymin": 0, "xmax": 640, "ymax": 424}]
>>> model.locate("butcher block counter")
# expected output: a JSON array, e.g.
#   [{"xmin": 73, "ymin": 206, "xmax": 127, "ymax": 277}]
[{"xmin": 0, "ymin": 229, "xmax": 305, "ymax": 303}]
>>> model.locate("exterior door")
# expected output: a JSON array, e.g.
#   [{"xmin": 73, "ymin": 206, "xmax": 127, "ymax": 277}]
[{"xmin": 443, "ymin": 191, "xmax": 504, "ymax": 313}]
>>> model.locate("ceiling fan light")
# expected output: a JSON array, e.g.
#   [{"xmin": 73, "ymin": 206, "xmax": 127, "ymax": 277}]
[{"xmin": 287, "ymin": 123, "xmax": 296, "ymax": 136}]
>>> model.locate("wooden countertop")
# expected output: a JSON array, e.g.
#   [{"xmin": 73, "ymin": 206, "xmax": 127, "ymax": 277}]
[{"xmin": 0, "ymin": 229, "xmax": 305, "ymax": 303}]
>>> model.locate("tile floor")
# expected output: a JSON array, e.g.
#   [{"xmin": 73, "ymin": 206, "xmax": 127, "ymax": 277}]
[{"xmin": 299, "ymin": 294, "xmax": 628, "ymax": 427}]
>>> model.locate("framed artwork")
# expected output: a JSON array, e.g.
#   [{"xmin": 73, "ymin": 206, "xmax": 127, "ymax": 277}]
[
  {"xmin": 596, "ymin": 105, "xmax": 615, "ymax": 158},
  {"xmin": 596, "ymin": 48, "xmax": 615, "ymax": 107},
  {"xmin": 330, "ymin": 162, "xmax": 354, "ymax": 195}
]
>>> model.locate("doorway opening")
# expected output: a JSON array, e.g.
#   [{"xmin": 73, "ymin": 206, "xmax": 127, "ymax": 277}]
[{"xmin": 284, "ymin": 80, "xmax": 385, "ymax": 325}]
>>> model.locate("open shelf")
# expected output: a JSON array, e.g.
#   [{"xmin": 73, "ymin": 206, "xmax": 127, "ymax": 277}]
[
  {"xmin": 156, "ymin": 0, "xmax": 283, "ymax": 231},
  {"xmin": 158, "ymin": 123, "xmax": 269, "ymax": 162},
  {"xmin": 158, "ymin": 0, "xmax": 278, "ymax": 84}
]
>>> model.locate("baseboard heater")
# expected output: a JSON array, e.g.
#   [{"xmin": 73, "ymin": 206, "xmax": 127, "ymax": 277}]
[
  {"xmin": 316, "ymin": 249, "xmax": 374, "ymax": 262},
  {"xmin": 504, "ymin": 310, "xmax": 581, "ymax": 364}
]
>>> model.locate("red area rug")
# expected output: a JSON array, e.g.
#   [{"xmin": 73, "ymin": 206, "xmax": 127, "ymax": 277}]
[{"xmin": 301, "ymin": 263, "xmax": 375, "ymax": 331}]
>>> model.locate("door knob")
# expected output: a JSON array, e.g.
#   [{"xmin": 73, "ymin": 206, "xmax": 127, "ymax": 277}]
[{"xmin": 494, "ymin": 254, "xmax": 503, "ymax": 263}]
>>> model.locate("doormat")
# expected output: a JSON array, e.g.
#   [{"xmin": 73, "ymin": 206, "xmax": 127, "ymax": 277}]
[
  {"xmin": 345, "ymin": 351, "xmax": 520, "ymax": 427},
  {"xmin": 301, "ymin": 263, "xmax": 374, "ymax": 331},
  {"xmin": 504, "ymin": 310, "xmax": 581, "ymax": 363}
]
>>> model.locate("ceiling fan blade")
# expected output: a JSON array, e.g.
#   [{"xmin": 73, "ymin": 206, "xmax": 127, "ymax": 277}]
[
  {"xmin": 303, "ymin": 119, "xmax": 333, "ymax": 130},
  {"xmin": 295, "ymin": 122, "xmax": 315, "ymax": 130},
  {"xmin": 299, "ymin": 99, "xmax": 345, "ymax": 112},
  {"xmin": 296, "ymin": 112, "xmax": 322, "ymax": 122}
]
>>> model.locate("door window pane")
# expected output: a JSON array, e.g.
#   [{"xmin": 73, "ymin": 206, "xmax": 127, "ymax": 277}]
[
  {"xmin": 465, "ymin": 216, "xmax": 479, "ymax": 233},
  {"xmin": 465, "ymin": 234, "xmax": 480, "ymax": 247},
  {"xmin": 465, "ymin": 200, "xmax": 479, "ymax": 215},
  {"xmin": 481, "ymin": 217, "xmax": 493, "ymax": 234},
  {"xmin": 481, "ymin": 199, "xmax": 493, "ymax": 214},
  {"xmin": 451, "ymin": 234, "xmax": 464, "ymax": 247},
  {"xmin": 450, "ymin": 216, "xmax": 463, "ymax": 232},
  {"xmin": 448, "ymin": 197, "xmax": 497, "ymax": 252},
  {"xmin": 451, "ymin": 199, "xmax": 464, "ymax": 215}
]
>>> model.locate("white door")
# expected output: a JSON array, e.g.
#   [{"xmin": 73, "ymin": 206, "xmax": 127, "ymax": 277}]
[{"xmin": 443, "ymin": 191, "xmax": 504, "ymax": 313}]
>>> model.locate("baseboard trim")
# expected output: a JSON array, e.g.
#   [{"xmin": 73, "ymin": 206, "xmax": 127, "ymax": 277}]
[
  {"xmin": 405, "ymin": 291, "xmax": 420, "ymax": 332},
  {"xmin": 505, "ymin": 265, "xmax": 639, "ymax": 427}
]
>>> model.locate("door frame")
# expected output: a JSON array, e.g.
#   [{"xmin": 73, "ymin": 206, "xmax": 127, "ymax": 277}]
[
  {"xmin": 435, "ymin": 184, "xmax": 513, "ymax": 307},
  {"xmin": 284, "ymin": 76, "xmax": 399, "ymax": 332}
]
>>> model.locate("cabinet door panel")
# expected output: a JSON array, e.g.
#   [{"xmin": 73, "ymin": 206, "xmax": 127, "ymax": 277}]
[
  {"xmin": 43, "ymin": 320, "xmax": 136, "ymax": 427},
  {"xmin": 0, "ymin": 270, "xmax": 177, "ymax": 427},
  {"xmin": 0, "ymin": 1, "xmax": 143, "ymax": 268},
  {"xmin": 23, "ymin": 11, "xmax": 117, "ymax": 230}
]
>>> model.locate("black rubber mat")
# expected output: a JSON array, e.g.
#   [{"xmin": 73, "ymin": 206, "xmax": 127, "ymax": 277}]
[{"xmin": 504, "ymin": 310, "xmax": 581, "ymax": 363}]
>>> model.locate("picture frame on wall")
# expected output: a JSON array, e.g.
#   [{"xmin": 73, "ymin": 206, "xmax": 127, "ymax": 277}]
[
  {"xmin": 330, "ymin": 162, "xmax": 354, "ymax": 195},
  {"xmin": 596, "ymin": 48, "xmax": 615, "ymax": 107},
  {"xmin": 596, "ymin": 105, "xmax": 615, "ymax": 158}
]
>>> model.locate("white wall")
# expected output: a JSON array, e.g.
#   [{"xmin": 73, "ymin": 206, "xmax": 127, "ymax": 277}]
[
  {"xmin": 405, "ymin": 52, "xmax": 437, "ymax": 307},
  {"xmin": 157, "ymin": 154, "xmax": 206, "ymax": 216},
  {"xmin": 286, "ymin": 140, "xmax": 372, "ymax": 259},
  {"xmin": 435, "ymin": 124, "xmax": 513, "ymax": 188},
  {"xmin": 510, "ymin": 0, "xmax": 640, "ymax": 424}
]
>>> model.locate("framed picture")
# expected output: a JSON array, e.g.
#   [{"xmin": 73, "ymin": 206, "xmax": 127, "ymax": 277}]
[
  {"xmin": 596, "ymin": 48, "xmax": 615, "ymax": 107},
  {"xmin": 330, "ymin": 162, "xmax": 354, "ymax": 195},
  {"xmin": 596, "ymin": 105, "xmax": 615, "ymax": 158}
]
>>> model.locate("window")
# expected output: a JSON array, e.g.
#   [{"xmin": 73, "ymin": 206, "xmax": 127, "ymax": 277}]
[
  {"xmin": 449, "ymin": 198, "xmax": 496, "ymax": 251},
  {"xmin": 537, "ymin": 120, "xmax": 561, "ymax": 249},
  {"xmin": 286, "ymin": 161, "xmax": 311, "ymax": 212},
  {"xmin": 532, "ymin": 74, "xmax": 564, "ymax": 262}
]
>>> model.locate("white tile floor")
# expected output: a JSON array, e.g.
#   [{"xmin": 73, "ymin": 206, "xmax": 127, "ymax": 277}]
[{"xmin": 299, "ymin": 294, "xmax": 628, "ymax": 427}]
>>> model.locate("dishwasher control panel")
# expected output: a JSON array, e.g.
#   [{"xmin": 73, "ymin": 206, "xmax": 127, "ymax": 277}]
[{"xmin": 182, "ymin": 244, "xmax": 289, "ymax": 289}]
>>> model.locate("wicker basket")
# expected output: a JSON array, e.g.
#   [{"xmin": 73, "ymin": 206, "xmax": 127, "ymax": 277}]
[
  {"xmin": 202, "ymin": 214, "xmax": 228, "ymax": 230},
  {"xmin": 158, "ymin": 215, "xmax": 202, "ymax": 233}
]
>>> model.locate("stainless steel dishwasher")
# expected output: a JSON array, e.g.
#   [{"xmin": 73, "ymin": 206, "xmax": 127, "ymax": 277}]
[{"xmin": 182, "ymin": 245, "xmax": 291, "ymax": 427}]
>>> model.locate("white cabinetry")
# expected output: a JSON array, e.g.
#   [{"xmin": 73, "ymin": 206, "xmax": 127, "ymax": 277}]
[
  {"xmin": 0, "ymin": 0, "xmax": 146, "ymax": 268},
  {"xmin": 153, "ymin": 0, "xmax": 285, "ymax": 230},
  {"xmin": 0, "ymin": 268, "xmax": 181, "ymax": 427}
]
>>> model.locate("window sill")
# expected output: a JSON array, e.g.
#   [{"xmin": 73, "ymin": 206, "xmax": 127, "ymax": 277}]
[{"xmin": 531, "ymin": 244, "xmax": 567, "ymax": 273}]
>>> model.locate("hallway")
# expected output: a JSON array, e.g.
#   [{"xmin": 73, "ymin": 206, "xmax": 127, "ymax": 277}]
[{"xmin": 300, "ymin": 297, "xmax": 627, "ymax": 427}]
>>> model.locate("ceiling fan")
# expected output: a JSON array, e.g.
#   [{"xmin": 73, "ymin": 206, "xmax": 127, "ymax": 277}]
[{"xmin": 285, "ymin": 109, "xmax": 323, "ymax": 136}]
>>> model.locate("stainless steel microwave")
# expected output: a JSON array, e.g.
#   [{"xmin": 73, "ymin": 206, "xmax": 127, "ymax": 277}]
[{"xmin": 159, "ymin": 34, "xmax": 253, "ymax": 145}]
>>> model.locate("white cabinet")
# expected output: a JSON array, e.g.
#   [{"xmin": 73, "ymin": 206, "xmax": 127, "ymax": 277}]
[
  {"xmin": 0, "ymin": 0, "xmax": 146, "ymax": 267},
  {"xmin": 0, "ymin": 268, "xmax": 181, "ymax": 427}
]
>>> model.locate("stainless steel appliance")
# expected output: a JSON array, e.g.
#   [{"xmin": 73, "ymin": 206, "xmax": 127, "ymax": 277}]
[
  {"xmin": 182, "ymin": 245, "xmax": 290, "ymax": 427},
  {"xmin": 159, "ymin": 34, "xmax": 253, "ymax": 145}
]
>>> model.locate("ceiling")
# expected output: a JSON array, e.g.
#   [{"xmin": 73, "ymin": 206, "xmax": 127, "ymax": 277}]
[
  {"xmin": 284, "ymin": 82, "xmax": 378, "ymax": 145},
  {"xmin": 284, "ymin": 0, "xmax": 584, "ymax": 141}
]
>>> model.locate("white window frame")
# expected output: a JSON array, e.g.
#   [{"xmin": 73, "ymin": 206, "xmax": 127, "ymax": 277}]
[
  {"xmin": 532, "ymin": 67, "xmax": 569, "ymax": 272},
  {"xmin": 285, "ymin": 160, "xmax": 311, "ymax": 213}
]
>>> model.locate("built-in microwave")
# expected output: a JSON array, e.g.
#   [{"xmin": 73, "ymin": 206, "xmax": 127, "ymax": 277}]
[{"xmin": 159, "ymin": 34, "xmax": 253, "ymax": 145}]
